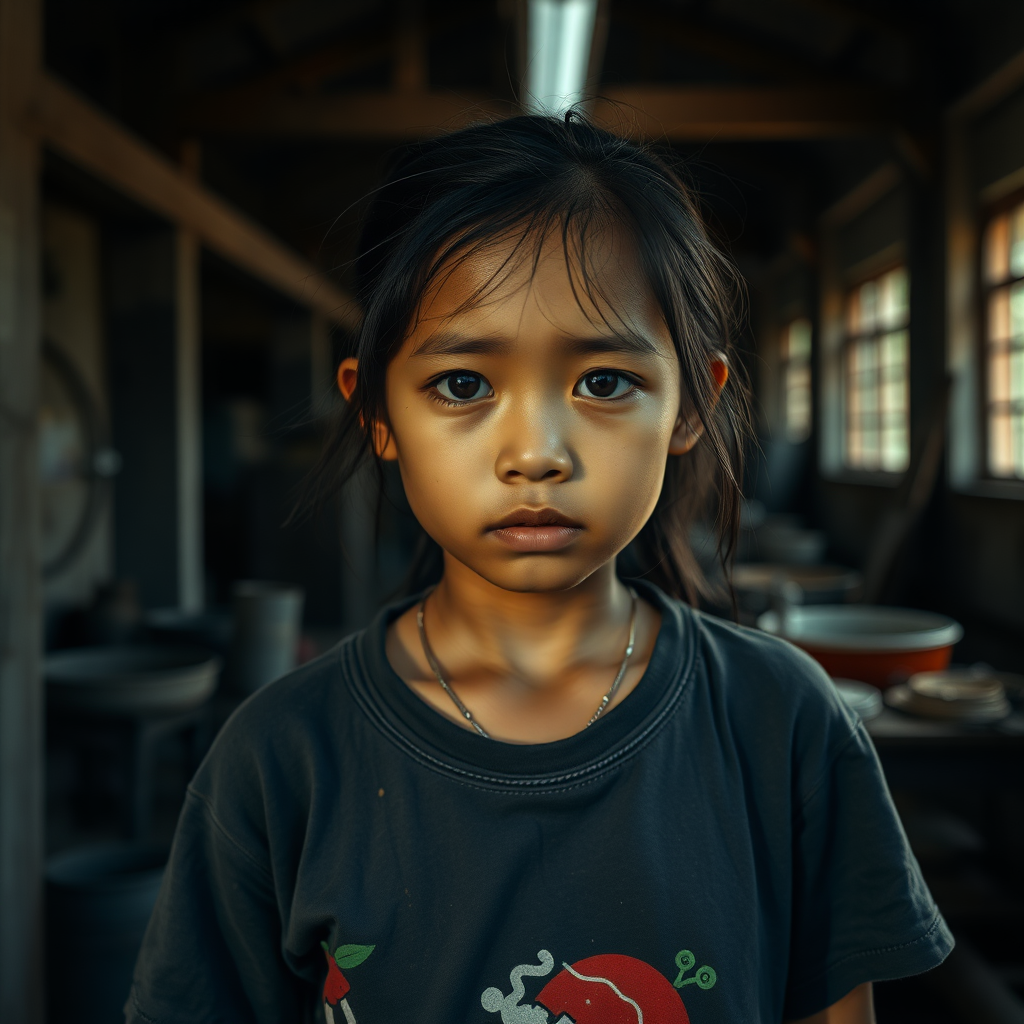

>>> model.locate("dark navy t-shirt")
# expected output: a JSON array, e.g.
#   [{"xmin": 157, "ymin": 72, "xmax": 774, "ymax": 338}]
[{"xmin": 127, "ymin": 582, "xmax": 952, "ymax": 1024}]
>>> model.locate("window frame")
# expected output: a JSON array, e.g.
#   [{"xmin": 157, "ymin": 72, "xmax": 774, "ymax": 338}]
[
  {"xmin": 840, "ymin": 262, "xmax": 911, "ymax": 477},
  {"xmin": 779, "ymin": 316, "xmax": 813, "ymax": 444},
  {"xmin": 978, "ymin": 187, "xmax": 1024, "ymax": 484}
]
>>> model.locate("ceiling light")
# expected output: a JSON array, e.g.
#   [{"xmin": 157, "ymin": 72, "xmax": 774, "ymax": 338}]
[{"xmin": 523, "ymin": 0, "xmax": 599, "ymax": 115}]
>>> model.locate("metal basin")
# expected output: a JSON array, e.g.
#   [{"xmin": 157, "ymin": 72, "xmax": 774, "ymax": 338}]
[
  {"xmin": 46, "ymin": 644, "xmax": 221, "ymax": 715},
  {"xmin": 757, "ymin": 605, "xmax": 963, "ymax": 688}
]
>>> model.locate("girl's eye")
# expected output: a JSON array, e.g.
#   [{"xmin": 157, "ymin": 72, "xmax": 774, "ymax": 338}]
[
  {"xmin": 575, "ymin": 371, "xmax": 635, "ymax": 400},
  {"xmin": 434, "ymin": 372, "xmax": 493, "ymax": 403}
]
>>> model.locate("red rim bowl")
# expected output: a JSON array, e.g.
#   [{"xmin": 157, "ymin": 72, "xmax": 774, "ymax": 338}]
[{"xmin": 756, "ymin": 605, "xmax": 963, "ymax": 689}]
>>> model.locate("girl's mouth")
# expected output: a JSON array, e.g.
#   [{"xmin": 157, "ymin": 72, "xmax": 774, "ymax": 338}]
[{"xmin": 487, "ymin": 508, "xmax": 584, "ymax": 552}]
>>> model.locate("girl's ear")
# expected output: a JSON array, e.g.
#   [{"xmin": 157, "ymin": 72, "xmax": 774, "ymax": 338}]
[
  {"xmin": 336, "ymin": 356, "xmax": 399, "ymax": 461},
  {"xmin": 668, "ymin": 357, "xmax": 729, "ymax": 455},
  {"xmin": 336, "ymin": 356, "xmax": 359, "ymax": 402}
]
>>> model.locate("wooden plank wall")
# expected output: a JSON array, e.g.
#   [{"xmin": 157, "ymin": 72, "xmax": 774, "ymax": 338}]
[{"xmin": 0, "ymin": 0, "xmax": 44, "ymax": 1018}]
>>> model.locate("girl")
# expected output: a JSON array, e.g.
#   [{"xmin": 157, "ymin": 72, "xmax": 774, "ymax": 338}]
[{"xmin": 128, "ymin": 114, "xmax": 951, "ymax": 1024}]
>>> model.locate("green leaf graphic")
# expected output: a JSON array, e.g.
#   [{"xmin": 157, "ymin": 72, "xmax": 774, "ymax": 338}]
[{"xmin": 334, "ymin": 944, "xmax": 375, "ymax": 970}]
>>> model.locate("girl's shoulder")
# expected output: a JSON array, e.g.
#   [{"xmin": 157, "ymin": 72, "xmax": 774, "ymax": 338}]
[
  {"xmin": 677, "ymin": 601, "xmax": 864, "ymax": 779},
  {"xmin": 189, "ymin": 635, "xmax": 367, "ymax": 804}
]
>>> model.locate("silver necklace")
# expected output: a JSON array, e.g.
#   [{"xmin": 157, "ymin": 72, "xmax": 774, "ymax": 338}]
[{"xmin": 415, "ymin": 588, "xmax": 639, "ymax": 740}]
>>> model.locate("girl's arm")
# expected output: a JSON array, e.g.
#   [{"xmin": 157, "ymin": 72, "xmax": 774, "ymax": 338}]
[{"xmin": 787, "ymin": 983, "xmax": 876, "ymax": 1024}]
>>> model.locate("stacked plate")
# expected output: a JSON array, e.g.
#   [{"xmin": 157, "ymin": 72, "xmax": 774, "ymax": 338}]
[
  {"xmin": 885, "ymin": 669, "xmax": 1014, "ymax": 723},
  {"xmin": 832, "ymin": 678, "xmax": 884, "ymax": 721}
]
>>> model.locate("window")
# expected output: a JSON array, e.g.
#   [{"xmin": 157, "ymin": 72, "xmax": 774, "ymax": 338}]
[
  {"xmin": 780, "ymin": 317, "xmax": 812, "ymax": 442},
  {"xmin": 982, "ymin": 197, "xmax": 1024, "ymax": 480},
  {"xmin": 843, "ymin": 266, "xmax": 909, "ymax": 472}
]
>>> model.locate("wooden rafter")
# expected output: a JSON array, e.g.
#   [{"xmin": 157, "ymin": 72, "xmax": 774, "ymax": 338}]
[
  {"xmin": 616, "ymin": 4, "xmax": 836, "ymax": 84},
  {"xmin": 597, "ymin": 85, "xmax": 902, "ymax": 140},
  {"xmin": 176, "ymin": 0, "xmax": 491, "ymax": 129},
  {"xmin": 181, "ymin": 84, "xmax": 903, "ymax": 141},
  {"xmin": 27, "ymin": 74, "xmax": 360, "ymax": 328},
  {"xmin": 184, "ymin": 89, "xmax": 514, "ymax": 138}
]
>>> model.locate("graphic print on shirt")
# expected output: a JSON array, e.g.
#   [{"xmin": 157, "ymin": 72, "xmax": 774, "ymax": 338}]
[
  {"xmin": 321, "ymin": 941, "xmax": 375, "ymax": 1024},
  {"xmin": 480, "ymin": 946, "xmax": 716, "ymax": 1023}
]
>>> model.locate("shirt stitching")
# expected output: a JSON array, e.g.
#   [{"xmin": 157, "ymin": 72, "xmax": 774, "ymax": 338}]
[
  {"xmin": 185, "ymin": 787, "xmax": 275, "ymax": 882},
  {"xmin": 788, "ymin": 910, "xmax": 948, "ymax": 993},
  {"xmin": 342, "ymin": 610, "xmax": 699, "ymax": 793},
  {"xmin": 128, "ymin": 992, "xmax": 163, "ymax": 1023}
]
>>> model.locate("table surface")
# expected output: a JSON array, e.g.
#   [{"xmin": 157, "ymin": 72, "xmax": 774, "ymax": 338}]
[{"xmin": 865, "ymin": 707, "xmax": 1024, "ymax": 747}]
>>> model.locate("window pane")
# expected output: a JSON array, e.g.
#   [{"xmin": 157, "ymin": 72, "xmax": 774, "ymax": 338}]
[
  {"xmin": 846, "ymin": 290, "xmax": 861, "ymax": 335},
  {"xmin": 990, "ymin": 346, "xmax": 1010, "ymax": 404},
  {"xmin": 1011, "ymin": 346, "xmax": 1024, "ymax": 403},
  {"xmin": 1011, "ymin": 281, "xmax": 1024, "ymax": 340},
  {"xmin": 883, "ymin": 378, "xmax": 907, "ymax": 413},
  {"xmin": 985, "ymin": 213, "xmax": 1010, "ymax": 284},
  {"xmin": 881, "ymin": 421, "xmax": 909, "ymax": 472},
  {"xmin": 1016, "ymin": 412, "xmax": 1024, "ymax": 479},
  {"xmin": 786, "ymin": 364, "xmax": 812, "ymax": 442},
  {"xmin": 880, "ymin": 329, "xmax": 907, "ymax": 370},
  {"xmin": 983, "ymin": 207, "xmax": 1024, "ymax": 480},
  {"xmin": 860, "ymin": 280, "xmax": 879, "ymax": 332},
  {"xmin": 989, "ymin": 287, "xmax": 1011, "ymax": 342},
  {"xmin": 989, "ymin": 410, "xmax": 1013, "ymax": 476},
  {"xmin": 843, "ymin": 269, "xmax": 909, "ymax": 472},
  {"xmin": 862, "ymin": 421, "xmax": 880, "ymax": 469},
  {"xmin": 789, "ymin": 318, "xmax": 812, "ymax": 360},
  {"xmin": 879, "ymin": 267, "xmax": 909, "ymax": 328},
  {"xmin": 1010, "ymin": 202, "xmax": 1024, "ymax": 279}
]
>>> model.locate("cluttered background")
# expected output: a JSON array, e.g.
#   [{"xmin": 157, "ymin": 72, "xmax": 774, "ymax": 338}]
[{"xmin": 1, "ymin": 1, "xmax": 1023, "ymax": 1021}]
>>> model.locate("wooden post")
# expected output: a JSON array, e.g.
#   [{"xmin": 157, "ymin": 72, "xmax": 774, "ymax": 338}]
[
  {"xmin": 0, "ymin": 0, "xmax": 44, "ymax": 1018},
  {"xmin": 177, "ymin": 141, "xmax": 203, "ymax": 612}
]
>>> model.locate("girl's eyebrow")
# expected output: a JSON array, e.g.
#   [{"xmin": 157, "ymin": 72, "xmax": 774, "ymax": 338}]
[
  {"xmin": 411, "ymin": 330, "xmax": 659, "ymax": 358},
  {"xmin": 563, "ymin": 332, "xmax": 660, "ymax": 356},
  {"xmin": 411, "ymin": 332, "xmax": 513, "ymax": 357}
]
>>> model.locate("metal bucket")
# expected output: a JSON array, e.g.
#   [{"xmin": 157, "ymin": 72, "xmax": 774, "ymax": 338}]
[{"xmin": 227, "ymin": 580, "xmax": 304, "ymax": 695}]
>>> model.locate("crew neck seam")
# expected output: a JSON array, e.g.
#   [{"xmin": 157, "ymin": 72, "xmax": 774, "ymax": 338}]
[{"xmin": 339, "ymin": 601, "xmax": 698, "ymax": 791}]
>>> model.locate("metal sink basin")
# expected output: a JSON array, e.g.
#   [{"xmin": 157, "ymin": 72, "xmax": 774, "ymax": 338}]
[{"xmin": 46, "ymin": 645, "xmax": 221, "ymax": 716}]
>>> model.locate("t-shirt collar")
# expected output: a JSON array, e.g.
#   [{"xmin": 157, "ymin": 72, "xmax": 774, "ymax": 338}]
[{"xmin": 350, "ymin": 578, "xmax": 695, "ymax": 783}]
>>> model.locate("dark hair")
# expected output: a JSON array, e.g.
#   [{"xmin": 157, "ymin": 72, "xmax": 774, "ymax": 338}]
[{"xmin": 311, "ymin": 111, "xmax": 751, "ymax": 604}]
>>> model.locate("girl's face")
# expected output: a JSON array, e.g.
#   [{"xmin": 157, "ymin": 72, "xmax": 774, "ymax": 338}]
[{"xmin": 380, "ymin": 226, "xmax": 695, "ymax": 594}]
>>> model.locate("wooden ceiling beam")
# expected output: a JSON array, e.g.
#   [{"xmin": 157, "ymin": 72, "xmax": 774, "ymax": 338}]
[
  {"xmin": 181, "ymin": 84, "xmax": 903, "ymax": 141},
  {"xmin": 177, "ymin": 0, "xmax": 490, "ymax": 128},
  {"xmin": 616, "ymin": 4, "xmax": 834, "ymax": 84},
  {"xmin": 185, "ymin": 90, "xmax": 516, "ymax": 139},
  {"xmin": 27, "ymin": 74, "xmax": 360, "ymax": 328},
  {"xmin": 597, "ymin": 85, "xmax": 902, "ymax": 140}
]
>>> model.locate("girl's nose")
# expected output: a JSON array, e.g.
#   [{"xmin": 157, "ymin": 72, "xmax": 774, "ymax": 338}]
[{"xmin": 493, "ymin": 408, "xmax": 574, "ymax": 483}]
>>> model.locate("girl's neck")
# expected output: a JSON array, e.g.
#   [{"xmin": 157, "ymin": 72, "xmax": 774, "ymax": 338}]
[
  {"xmin": 385, "ymin": 556, "xmax": 660, "ymax": 743},
  {"xmin": 427, "ymin": 556, "xmax": 633, "ymax": 689}
]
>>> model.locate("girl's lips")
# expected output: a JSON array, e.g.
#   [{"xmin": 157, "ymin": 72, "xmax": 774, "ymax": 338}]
[{"xmin": 489, "ymin": 525, "xmax": 583, "ymax": 552}]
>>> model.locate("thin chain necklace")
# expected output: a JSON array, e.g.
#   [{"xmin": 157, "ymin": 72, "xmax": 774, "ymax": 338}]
[{"xmin": 415, "ymin": 588, "xmax": 639, "ymax": 740}]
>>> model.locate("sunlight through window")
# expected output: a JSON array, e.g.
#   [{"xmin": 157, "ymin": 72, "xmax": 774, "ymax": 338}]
[
  {"xmin": 843, "ymin": 266, "xmax": 910, "ymax": 473},
  {"xmin": 983, "ymin": 199, "xmax": 1024, "ymax": 480},
  {"xmin": 781, "ymin": 317, "xmax": 812, "ymax": 443}
]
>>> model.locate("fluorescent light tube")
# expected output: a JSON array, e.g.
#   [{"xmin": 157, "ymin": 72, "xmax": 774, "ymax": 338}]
[{"xmin": 523, "ymin": 0, "xmax": 599, "ymax": 115}]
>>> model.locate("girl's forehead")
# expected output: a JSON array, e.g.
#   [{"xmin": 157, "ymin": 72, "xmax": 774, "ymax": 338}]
[{"xmin": 406, "ymin": 224, "xmax": 670, "ymax": 349}]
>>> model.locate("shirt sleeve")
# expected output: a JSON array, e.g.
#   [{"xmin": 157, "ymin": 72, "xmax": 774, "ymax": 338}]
[
  {"xmin": 125, "ymin": 788, "xmax": 315, "ymax": 1024},
  {"xmin": 783, "ymin": 721, "xmax": 954, "ymax": 1020}
]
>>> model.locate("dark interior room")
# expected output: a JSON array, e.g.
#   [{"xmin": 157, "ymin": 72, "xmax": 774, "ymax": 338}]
[{"xmin": 1, "ymin": 1, "xmax": 1022, "ymax": 1021}]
